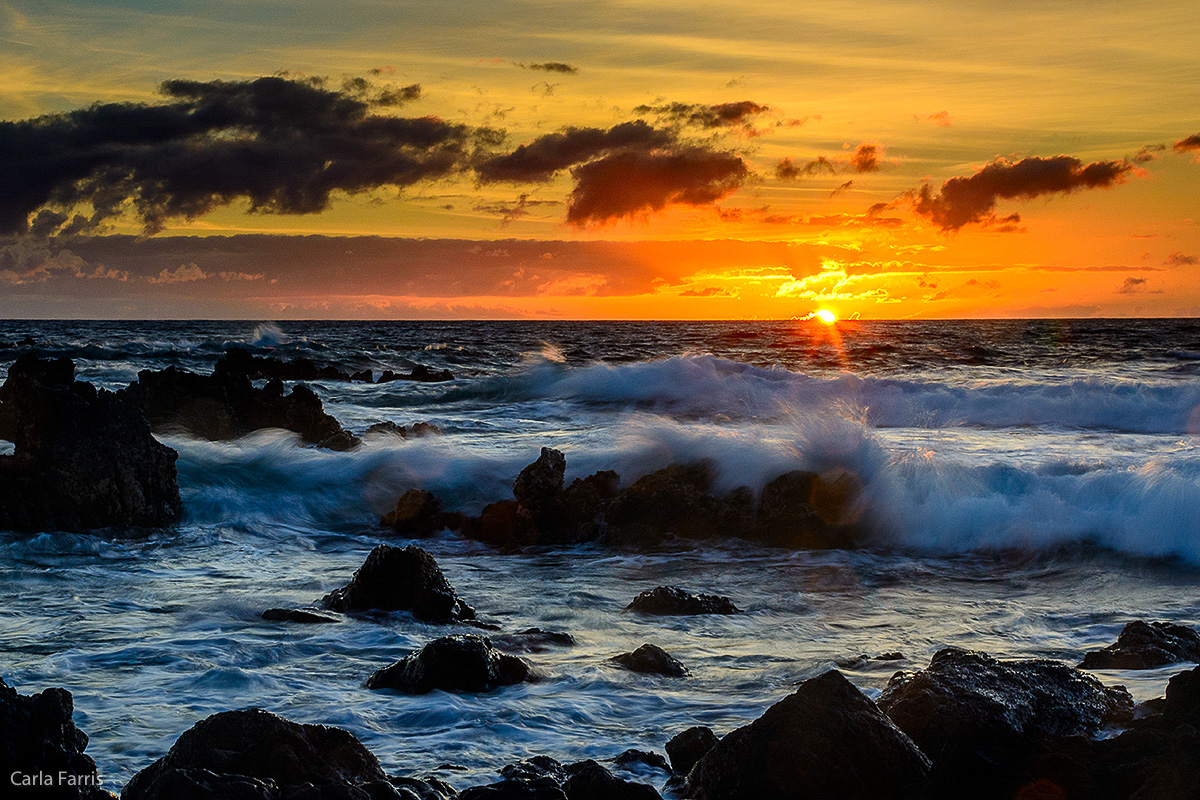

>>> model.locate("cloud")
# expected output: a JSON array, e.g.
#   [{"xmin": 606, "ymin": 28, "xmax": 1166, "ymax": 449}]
[
  {"xmin": 1174, "ymin": 133, "xmax": 1200, "ymax": 154},
  {"xmin": 1166, "ymin": 251, "xmax": 1197, "ymax": 266},
  {"xmin": 475, "ymin": 120, "xmax": 674, "ymax": 182},
  {"xmin": 565, "ymin": 148, "xmax": 749, "ymax": 227},
  {"xmin": 520, "ymin": 62, "xmax": 579, "ymax": 74},
  {"xmin": 150, "ymin": 263, "xmax": 209, "ymax": 284},
  {"xmin": 918, "ymin": 111, "xmax": 952, "ymax": 127},
  {"xmin": 774, "ymin": 142, "xmax": 884, "ymax": 180},
  {"xmin": 0, "ymin": 74, "xmax": 489, "ymax": 236},
  {"xmin": 633, "ymin": 100, "xmax": 769, "ymax": 130},
  {"xmin": 474, "ymin": 193, "xmax": 558, "ymax": 225},
  {"xmin": 1116, "ymin": 277, "xmax": 1163, "ymax": 294},
  {"xmin": 1133, "ymin": 144, "xmax": 1166, "ymax": 164},
  {"xmin": 847, "ymin": 142, "xmax": 882, "ymax": 172},
  {"xmin": 910, "ymin": 155, "xmax": 1137, "ymax": 231}
]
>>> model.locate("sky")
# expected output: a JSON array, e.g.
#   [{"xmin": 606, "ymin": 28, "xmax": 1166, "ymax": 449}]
[{"xmin": 1, "ymin": 0, "xmax": 1198, "ymax": 319}]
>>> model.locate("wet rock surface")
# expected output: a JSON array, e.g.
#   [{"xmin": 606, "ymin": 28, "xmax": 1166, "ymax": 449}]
[
  {"xmin": 612, "ymin": 644, "xmax": 688, "ymax": 677},
  {"xmin": 0, "ymin": 678, "xmax": 113, "ymax": 799},
  {"xmin": 260, "ymin": 608, "xmax": 338, "ymax": 624},
  {"xmin": 562, "ymin": 759, "xmax": 662, "ymax": 800},
  {"xmin": 0, "ymin": 354, "xmax": 182, "ymax": 532},
  {"xmin": 685, "ymin": 670, "xmax": 930, "ymax": 800},
  {"xmin": 216, "ymin": 347, "xmax": 453, "ymax": 384},
  {"xmin": 1078, "ymin": 620, "xmax": 1200, "ymax": 670},
  {"xmin": 321, "ymin": 544, "xmax": 474, "ymax": 622},
  {"xmin": 490, "ymin": 628, "xmax": 576, "ymax": 653},
  {"xmin": 380, "ymin": 489, "xmax": 453, "ymax": 537},
  {"xmin": 365, "ymin": 634, "xmax": 534, "ymax": 694},
  {"xmin": 665, "ymin": 726, "xmax": 718, "ymax": 776},
  {"xmin": 365, "ymin": 421, "xmax": 442, "ymax": 438},
  {"xmin": 626, "ymin": 587, "xmax": 739, "ymax": 616}
]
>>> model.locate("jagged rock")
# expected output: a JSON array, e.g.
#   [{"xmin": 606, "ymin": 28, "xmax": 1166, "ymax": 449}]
[
  {"xmin": 0, "ymin": 354, "xmax": 182, "ymax": 531},
  {"xmin": 491, "ymin": 628, "xmax": 576, "ymax": 653},
  {"xmin": 365, "ymin": 634, "xmax": 533, "ymax": 694},
  {"xmin": 878, "ymin": 647, "xmax": 1133, "ymax": 760},
  {"xmin": 686, "ymin": 670, "xmax": 929, "ymax": 800},
  {"xmin": 666, "ymin": 726, "xmax": 718, "ymax": 776},
  {"xmin": 390, "ymin": 776, "xmax": 458, "ymax": 800},
  {"xmin": 612, "ymin": 644, "xmax": 688, "ymax": 677},
  {"xmin": 613, "ymin": 750, "xmax": 671, "ymax": 774},
  {"xmin": 499, "ymin": 756, "xmax": 568, "ymax": 783},
  {"xmin": 0, "ymin": 678, "xmax": 113, "ymax": 799},
  {"xmin": 753, "ymin": 469, "xmax": 861, "ymax": 548},
  {"xmin": 1079, "ymin": 620, "xmax": 1200, "ymax": 670},
  {"xmin": 626, "ymin": 587, "xmax": 739, "ymax": 616},
  {"xmin": 562, "ymin": 759, "xmax": 662, "ymax": 800},
  {"xmin": 366, "ymin": 421, "xmax": 442, "ymax": 438},
  {"xmin": 321, "ymin": 544, "xmax": 474, "ymax": 622},
  {"xmin": 215, "ymin": 347, "xmax": 349, "ymax": 382},
  {"xmin": 836, "ymin": 652, "xmax": 906, "ymax": 669},
  {"xmin": 562, "ymin": 470, "xmax": 621, "ymax": 526},
  {"xmin": 513, "ymin": 447, "xmax": 566, "ymax": 516},
  {"xmin": 119, "ymin": 364, "xmax": 359, "ymax": 450},
  {"xmin": 381, "ymin": 489, "xmax": 449, "ymax": 537},
  {"xmin": 1164, "ymin": 665, "xmax": 1200, "ymax": 728},
  {"xmin": 378, "ymin": 365, "xmax": 454, "ymax": 383},
  {"xmin": 122, "ymin": 708, "xmax": 390, "ymax": 800},
  {"xmin": 260, "ymin": 608, "xmax": 337, "ymax": 624},
  {"xmin": 459, "ymin": 777, "xmax": 566, "ymax": 799},
  {"xmin": 606, "ymin": 462, "xmax": 722, "ymax": 542}
]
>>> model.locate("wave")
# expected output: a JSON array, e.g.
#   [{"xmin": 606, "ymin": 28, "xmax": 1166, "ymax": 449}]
[{"xmin": 418, "ymin": 354, "xmax": 1200, "ymax": 435}]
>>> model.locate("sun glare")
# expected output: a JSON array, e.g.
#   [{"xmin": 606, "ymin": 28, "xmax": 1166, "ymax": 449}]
[{"xmin": 815, "ymin": 309, "xmax": 837, "ymax": 324}]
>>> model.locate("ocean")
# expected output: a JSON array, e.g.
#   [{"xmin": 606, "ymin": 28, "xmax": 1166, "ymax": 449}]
[{"xmin": 2, "ymin": 318, "xmax": 1199, "ymax": 792}]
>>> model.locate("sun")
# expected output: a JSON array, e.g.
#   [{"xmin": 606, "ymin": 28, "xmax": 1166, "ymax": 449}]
[{"xmin": 814, "ymin": 309, "xmax": 837, "ymax": 324}]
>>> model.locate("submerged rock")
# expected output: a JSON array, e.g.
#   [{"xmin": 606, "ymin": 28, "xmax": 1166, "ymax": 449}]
[
  {"xmin": 0, "ymin": 354, "xmax": 182, "ymax": 531},
  {"xmin": 260, "ymin": 608, "xmax": 337, "ymax": 624},
  {"xmin": 122, "ymin": 707, "xmax": 392, "ymax": 800},
  {"xmin": 613, "ymin": 749, "xmax": 671, "ymax": 774},
  {"xmin": 685, "ymin": 670, "xmax": 930, "ymax": 800},
  {"xmin": 321, "ymin": 544, "xmax": 475, "ymax": 622},
  {"xmin": 216, "ymin": 347, "xmax": 454, "ymax": 385},
  {"xmin": 491, "ymin": 628, "xmax": 576, "ymax": 653},
  {"xmin": 365, "ymin": 634, "xmax": 533, "ymax": 694},
  {"xmin": 665, "ymin": 726, "xmax": 719, "ymax": 776},
  {"xmin": 626, "ymin": 587, "xmax": 740, "ymax": 616},
  {"xmin": 365, "ymin": 421, "xmax": 442, "ymax": 438},
  {"xmin": 0, "ymin": 678, "xmax": 113, "ymax": 799},
  {"xmin": 878, "ymin": 647, "xmax": 1134, "ymax": 760},
  {"xmin": 612, "ymin": 644, "xmax": 688, "ymax": 677},
  {"xmin": 1079, "ymin": 620, "xmax": 1200, "ymax": 670}
]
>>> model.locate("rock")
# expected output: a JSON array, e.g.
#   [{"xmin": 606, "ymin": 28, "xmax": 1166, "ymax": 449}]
[
  {"xmin": 377, "ymin": 365, "xmax": 454, "ymax": 383},
  {"xmin": 0, "ymin": 678, "xmax": 113, "ymax": 799},
  {"xmin": 612, "ymin": 644, "xmax": 688, "ymax": 677},
  {"xmin": 626, "ymin": 587, "xmax": 739, "ymax": 616},
  {"xmin": 0, "ymin": 354, "xmax": 182, "ymax": 532},
  {"xmin": 1164, "ymin": 665, "xmax": 1200, "ymax": 728},
  {"xmin": 878, "ymin": 647, "xmax": 1133, "ymax": 762},
  {"xmin": 381, "ymin": 489, "xmax": 448, "ymax": 537},
  {"xmin": 459, "ymin": 777, "xmax": 566, "ymax": 799},
  {"xmin": 365, "ymin": 421, "xmax": 442, "ymax": 439},
  {"xmin": 389, "ymin": 776, "xmax": 457, "ymax": 800},
  {"xmin": 260, "ymin": 608, "xmax": 337, "ymax": 624},
  {"xmin": 321, "ymin": 544, "xmax": 474, "ymax": 622},
  {"xmin": 613, "ymin": 750, "xmax": 671, "ymax": 774},
  {"xmin": 491, "ymin": 628, "xmax": 576, "ymax": 653},
  {"xmin": 214, "ymin": 347, "xmax": 351, "ymax": 383},
  {"xmin": 665, "ymin": 726, "xmax": 718, "ymax": 776},
  {"xmin": 835, "ymin": 652, "xmax": 906, "ymax": 670},
  {"xmin": 513, "ymin": 447, "xmax": 566, "ymax": 518},
  {"xmin": 753, "ymin": 469, "xmax": 860, "ymax": 548},
  {"xmin": 499, "ymin": 756, "xmax": 568, "ymax": 783},
  {"xmin": 562, "ymin": 470, "xmax": 621, "ymax": 526},
  {"xmin": 119, "ymin": 364, "xmax": 359, "ymax": 451},
  {"xmin": 365, "ymin": 634, "xmax": 533, "ymax": 694},
  {"xmin": 123, "ymin": 708, "xmax": 390, "ymax": 800},
  {"xmin": 563, "ymin": 759, "xmax": 662, "ymax": 800},
  {"xmin": 686, "ymin": 670, "xmax": 929, "ymax": 800},
  {"xmin": 1079, "ymin": 620, "xmax": 1200, "ymax": 670},
  {"xmin": 606, "ymin": 462, "xmax": 722, "ymax": 542}
]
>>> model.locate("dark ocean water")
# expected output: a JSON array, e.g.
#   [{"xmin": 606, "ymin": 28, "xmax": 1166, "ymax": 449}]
[{"xmin": 1, "ymin": 318, "xmax": 1199, "ymax": 794}]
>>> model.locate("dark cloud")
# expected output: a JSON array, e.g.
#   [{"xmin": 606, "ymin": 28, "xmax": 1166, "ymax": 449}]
[
  {"xmin": 473, "ymin": 193, "xmax": 558, "ymax": 225},
  {"xmin": 1174, "ymin": 133, "xmax": 1200, "ymax": 153},
  {"xmin": 1166, "ymin": 251, "xmax": 1198, "ymax": 266},
  {"xmin": 776, "ymin": 157, "xmax": 836, "ymax": 180},
  {"xmin": 1117, "ymin": 277, "xmax": 1162, "ymax": 294},
  {"xmin": 1133, "ymin": 144, "xmax": 1166, "ymax": 164},
  {"xmin": 847, "ymin": 142, "xmax": 882, "ymax": 172},
  {"xmin": 0, "ymin": 75, "xmax": 487, "ymax": 236},
  {"xmin": 633, "ymin": 100, "xmax": 769, "ymax": 129},
  {"xmin": 910, "ymin": 155, "xmax": 1136, "ymax": 231},
  {"xmin": 474, "ymin": 120, "xmax": 675, "ymax": 183},
  {"xmin": 521, "ymin": 62, "xmax": 579, "ymax": 74},
  {"xmin": 775, "ymin": 142, "xmax": 883, "ymax": 180},
  {"xmin": 565, "ymin": 148, "xmax": 749, "ymax": 227}
]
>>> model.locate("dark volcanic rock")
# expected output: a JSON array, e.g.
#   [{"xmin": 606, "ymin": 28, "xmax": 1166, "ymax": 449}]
[
  {"xmin": 215, "ymin": 347, "xmax": 350, "ymax": 383},
  {"xmin": 123, "ymin": 708, "xmax": 388, "ymax": 800},
  {"xmin": 491, "ymin": 628, "xmax": 576, "ymax": 653},
  {"xmin": 365, "ymin": 634, "xmax": 533, "ymax": 694},
  {"xmin": 0, "ymin": 678, "xmax": 112, "ymax": 799},
  {"xmin": 612, "ymin": 644, "xmax": 688, "ymax": 677},
  {"xmin": 0, "ymin": 354, "xmax": 182, "ymax": 532},
  {"xmin": 500, "ymin": 756, "xmax": 568, "ymax": 783},
  {"xmin": 378, "ymin": 364, "xmax": 454, "ymax": 383},
  {"xmin": 1164, "ymin": 664, "xmax": 1200, "ymax": 728},
  {"xmin": 513, "ymin": 447, "xmax": 566, "ymax": 510},
  {"xmin": 685, "ymin": 670, "xmax": 930, "ymax": 800},
  {"xmin": 322, "ymin": 544, "xmax": 474, "ymax": 622},
  {"xmin": 753, "ymin": 468, "xmax": 861, "ymax": 548},
  {"xmin": 613, "ymin": 750, "xmax": 671, "ymax": 774},
  {"xmin": 260, "ymin": 608, "xmax": 337, "ymax": 624},
  {"xmin": 605, "ymin": 462, "xmax": 721, "ymax": 542},
  {"xmin": 380, "ymin": 489, "xmax": 449, "ymax": 537},
  {"xmin": 563, "ymin": 759, "xmax": 662, "ymax": 800},
  {"xmin": 666, "ymin": 726, "xmax": 718, "ymax": 776},
  {"xmin": 1079, "ymin": 620, "xmax": 1200, "ymax": 670},
  {"xmin": 365, "ymin": 421, "xmax": 442, "ymax": 438},
  {"xmin": 459, "ymin": 777, "xmax": 566, "ymax": 799},
  {"xmin": 878, "ymin": 647, "xmax": 1133, "ymax": 761},
  {"xmin": 119, "ymin": 364, "xmax": 359, "ymax": 450},
  {"xmin": 626, "ymin": 587, "xmax": 740, "ymax": 616}
]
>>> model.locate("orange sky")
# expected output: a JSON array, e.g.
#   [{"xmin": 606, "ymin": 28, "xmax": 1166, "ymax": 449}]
[{"xmin": 1, "ymin": 0, "xmax": 1198, "ymax": 319}]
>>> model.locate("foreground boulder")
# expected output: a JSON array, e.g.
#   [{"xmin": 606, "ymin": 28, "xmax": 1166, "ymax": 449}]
[
  {"xmin": 878, "ymin": 647, "xmax": 1134, "ymax": 760},
  {"xmin": 562, "ymin": 759, "xmax": 661, "ymax": 799},
  {"xmin": 1079, "ymin": 620, "xmax": 1200, "ymax": 670},
  {"xmin": 365, "ymin": 634, "xmax": 533, "ymax": 694},
  {"xmin": 612, "ymin": 644, "xmax": 688, "ymax": 677},
  {"xmin": 0, "ymin": 355, "xmax": 182, "ymax": 531},
  {"xmin": 665, "ymin": 726, "xmax": 718, "ymax": 776},
  {"xmin": 122, "ymin": 708, "xmax": 410, "ymax": 800},
  {"xmin": 119, "ymin": 364, "xmax": 359, "ymax": 451},
  {"xmin": 322, "ymin": 544, "xmax": 475, "ymax": 622},
  {"xmin": 626, "ymin": 587, "xmax": 739, "ymax": 616},
  {"xmin": 685, "ymin": 670, "xmax": 930, "ymax": 799},
  {"xmin": 0, "ymin": 678, "xmax": 113, "ymax": 799}
]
